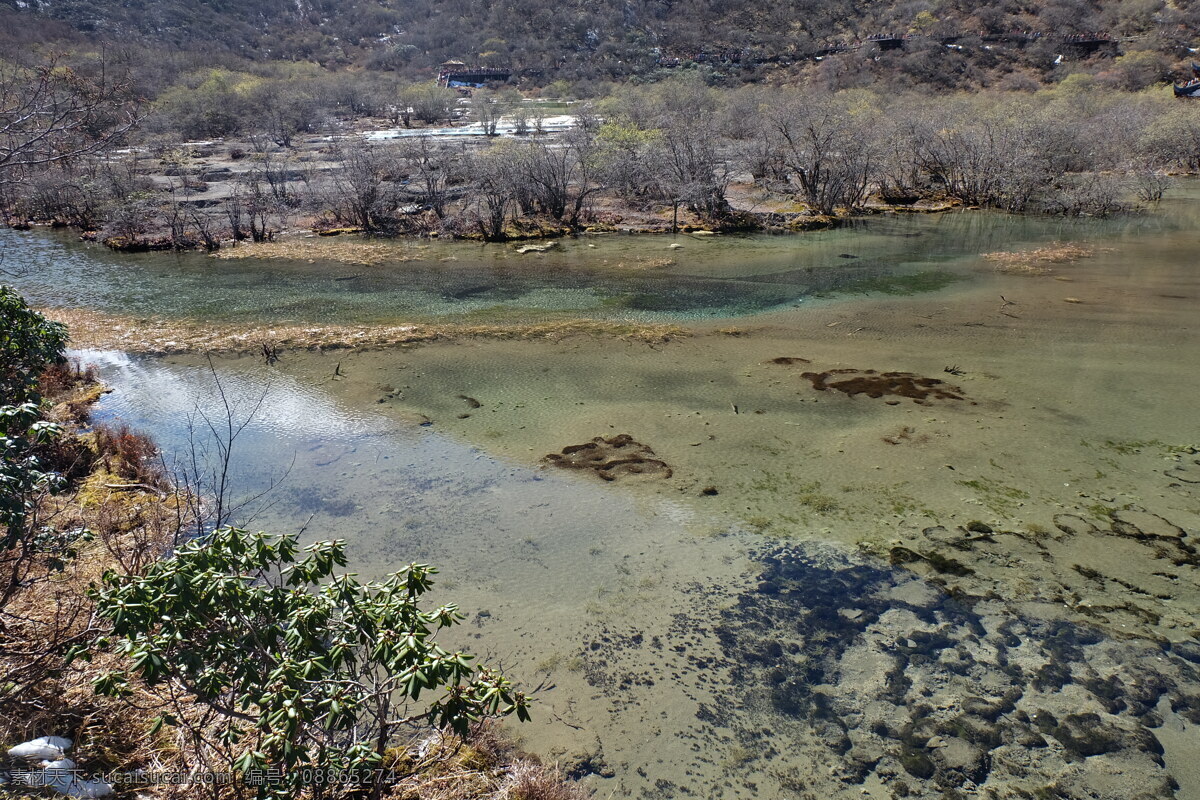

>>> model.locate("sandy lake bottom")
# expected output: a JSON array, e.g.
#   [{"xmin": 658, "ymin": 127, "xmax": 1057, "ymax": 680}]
[{"xmin": 24, "ymin": 192, "xmax": 1200, "ymax": 799}]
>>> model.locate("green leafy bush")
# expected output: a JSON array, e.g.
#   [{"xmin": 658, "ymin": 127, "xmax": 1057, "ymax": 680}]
[
  {"xmin": 0, "ymin": 285, "xmax": 67, "ymax": 406},
  {"xmin": 89, "ymin": 527, "xmax": 531, "ymax": 798},
  {"xmin": 0, "ymin": 402, "xmax": 65, "ymax": 550}
]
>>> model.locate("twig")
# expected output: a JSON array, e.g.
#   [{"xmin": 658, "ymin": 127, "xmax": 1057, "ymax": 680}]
[{"xmin": 103, "ymin": 482, "xmax": 167, "ymax": 496}]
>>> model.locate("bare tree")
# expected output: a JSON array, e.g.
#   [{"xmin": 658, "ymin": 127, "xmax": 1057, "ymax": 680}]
[
  {"xmin": 871, "ymin": 106, "xmax": 929, "ymax": 203},
  {"xmin": 464, "ymin": 141, "xmax": 520, "ymax": 241},
  {"xmin": 646, "ymin": 78, "xmax": 732, "ymax": 224},
  {"xmin": 227, "ymin": 170, "xmax": 283, "ymax": 242},
  {"xmin": 399, "ymin": 136, "xmax": 463, "ymax": 219},
  {"xmin": 519, "ymin": 130, "xmax": 601, "ymax": 226},
  {"xmin": 326, "ymin": 141, "xmax": 405, "ymax": 233},
  {"xmin": 249, "ymin": 83, "xmax": 319, "ymax": 148},
  {"xmin": 0, "ymin": 56, "xmax": 141, "ymax": 185},
  {"xmin": 595, "ymin": 122, "xmax": 660, "ymax": 202},
  {"xmin": 1132, "ymin": 168, "xmax": 1171, "ymax": 203},
  {"xmin": 226, "ymin": 181, "xmax": 247, "ymax": 241},
  {"xmin": 178, "ymin": 359, "xmax": 286, "ymax": 537},
  {"xmin": 1136, "ymin": 103, "xmax": 1200, "ymax": 172},
  {"xmin": 471, "ymin": 89, "xmax": 512, "ymax": 136},
  {"xmin": 188, "ymin": 205, "xmax": 222, "ymax": 251},
  {"xmin": 723, "ymin": 86, "xmax": 787, "ymax": 187},
  {"xmin": 769, "ymin": 93, "xmax": 875, "ymax": 216},
  {"xmin": 400, "ymin": 84, "xmax": 457, "ymax": 126}
]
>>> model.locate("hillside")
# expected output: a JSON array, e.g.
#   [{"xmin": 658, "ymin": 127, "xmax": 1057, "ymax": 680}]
[{"xmin": 3, "ymin": 0, "xmax": 1199, "ymax": 89}]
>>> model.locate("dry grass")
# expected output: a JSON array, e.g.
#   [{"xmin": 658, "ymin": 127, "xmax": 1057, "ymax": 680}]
[
  {"xmin": 93, "ymin": 423, "xmax": 169, "ymax": 489},
  {"xmin": 982, "ymin": 242, "xmax": 1098, "ymax": 275},
  {"xmin": 212, "ymin": 238, "xmax": 428, "ymax": 267},
  {"xmin": 37, "ymin": 359, "xmax": 99, "ymax": 397},
  {"xmin": 386, "ymin": 726, "xmax": 590, "ymax": 800},
  {"xmin": 493, "ymin": 762, "xmax": 591, "ymax": 800},
  {"xmin": 40, "ymin": 307, "xmax": 686, "ymax": 355},
  {"xmin": 1, "ymin": 464, "xmax": 184, "ymax": 785},
  {"xmin": 611, "ymin": 257, "xmax": 675, "ymax": 270},
  {"xmin": 2, "ymin": 371, "xmax": 195, "ymax": 780}
]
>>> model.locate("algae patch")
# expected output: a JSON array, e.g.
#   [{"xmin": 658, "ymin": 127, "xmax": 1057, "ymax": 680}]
[
  {"xmin": 834, "ymin": 270, "xmax": 960, "ymax": 296},
  {"xmin": 955, "ymin": 477, "xmax": 1031, "ymax": 515},
  {"xmin": 983, "ymin": 242, "xmax": 1098, "ymax": 275},
  {"xmin": 543, "ymin": 434, "xmax": 673, "ymax": 482},
  {"xmin": 801, "ymin": 369, "xmax": 968, "ymax": 404}
]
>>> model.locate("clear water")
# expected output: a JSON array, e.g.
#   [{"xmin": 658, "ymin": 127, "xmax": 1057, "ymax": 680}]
[
  {"xmin": 23, "ymin": 187, "xmax": 1200, "ymax": 799},
  {"xmin": 82, "ymin": 346, "xmax": 1200, "ymax": 800},
  {"xmin": 0, "ymin": 208, "xmax": 1171, "ymax": 324}
]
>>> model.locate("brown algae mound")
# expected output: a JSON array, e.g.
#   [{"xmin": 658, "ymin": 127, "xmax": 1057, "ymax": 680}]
[
  {"xmin": 764, "ymin": 358, "xmax": 966, "ymax": 404},
  {"xmin": 800, "ymin": 368, "xmax": 968, "ymax": 404},
  {"xmin": 543, "ymin": 434, "xmax": 672, "ymax": 481},
  {"xmin": 211, "ymin": 238, "xmax": 427, "ymax": 266},
  {"xmin": 983, "ymin": 242, "xmax": 1096, "ymax": 275}
]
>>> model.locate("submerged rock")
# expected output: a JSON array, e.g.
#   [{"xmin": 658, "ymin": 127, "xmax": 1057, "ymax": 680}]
[
  {"xmin": 634, "ymin": 544, "xmax": 1199, "ymax": 799},
  {"xmin": 1050, "ymin": 713, "xmax": 1163, "ymax": 762}
]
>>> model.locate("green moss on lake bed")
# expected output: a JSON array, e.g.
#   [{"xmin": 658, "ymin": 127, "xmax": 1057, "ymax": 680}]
[{"xmin": 835, "ymin": 270, "xmax": 961, "ymax": 296}]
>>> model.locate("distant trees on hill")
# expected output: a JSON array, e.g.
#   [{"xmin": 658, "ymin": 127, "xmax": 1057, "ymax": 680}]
[{"xmin": 3, "ymin": 0, "xmax": 1200, "ymax": 92}]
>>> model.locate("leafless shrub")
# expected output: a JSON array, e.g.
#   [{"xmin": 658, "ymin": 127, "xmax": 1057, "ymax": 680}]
[
  {"xmin": 1133, "ymin": 169, "xmax": 1171, "ymax": 203},
  {"xmin": 94, "ymin": 422, "xmax": 167, "ymax": 488},
  {"xmin": 1040, "ymin": 174, "xmax": 1127, "ymax": 217},
  {"xmin": 37, "ymin": 359, "xmax": 98, "ymax": 397}
]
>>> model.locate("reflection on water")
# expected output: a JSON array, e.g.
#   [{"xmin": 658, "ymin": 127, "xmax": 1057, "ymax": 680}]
[
  {"xmin": 1, "ymin": 207, "xmax": 1174, "ymax": 324},
  {"xmin": 80, "ymin": 350, "xmax": 690, "ymax": 565}
]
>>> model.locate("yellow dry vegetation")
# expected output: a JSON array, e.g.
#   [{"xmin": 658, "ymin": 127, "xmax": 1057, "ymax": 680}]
[
  {"xmin": 1, "ymin": 387, "xmax": 186, "ymax": 782},
  {"xmin": 611, "ymin": 257, "xmax": 676, "ymax": 270},
  {"xmin": 982, "ymin": 241, "xmax": 1098, "ymax": 275},
  {"xmin": 211, "ymin": 239, "xmax": 428, "ymax": 267},
  {"xmin": 42, "ymin": 307, "xmax": 686, "ymax": 354}
]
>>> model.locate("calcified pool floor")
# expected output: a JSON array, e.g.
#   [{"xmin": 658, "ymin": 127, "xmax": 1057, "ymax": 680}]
[{"xmin": 28, "ymin": 190, "xmax": 1200, "ymax": 799}]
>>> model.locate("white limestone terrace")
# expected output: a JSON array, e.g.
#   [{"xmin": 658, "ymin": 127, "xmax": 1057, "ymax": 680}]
[{"xmin": 362, "ymin": 113, "xmax": 578, "ymax": 140}]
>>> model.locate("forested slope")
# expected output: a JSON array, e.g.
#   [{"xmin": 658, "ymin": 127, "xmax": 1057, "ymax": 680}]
[{"xmin": 3, "ymin": 0, "xmax": 1199, "ymax": 88}]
